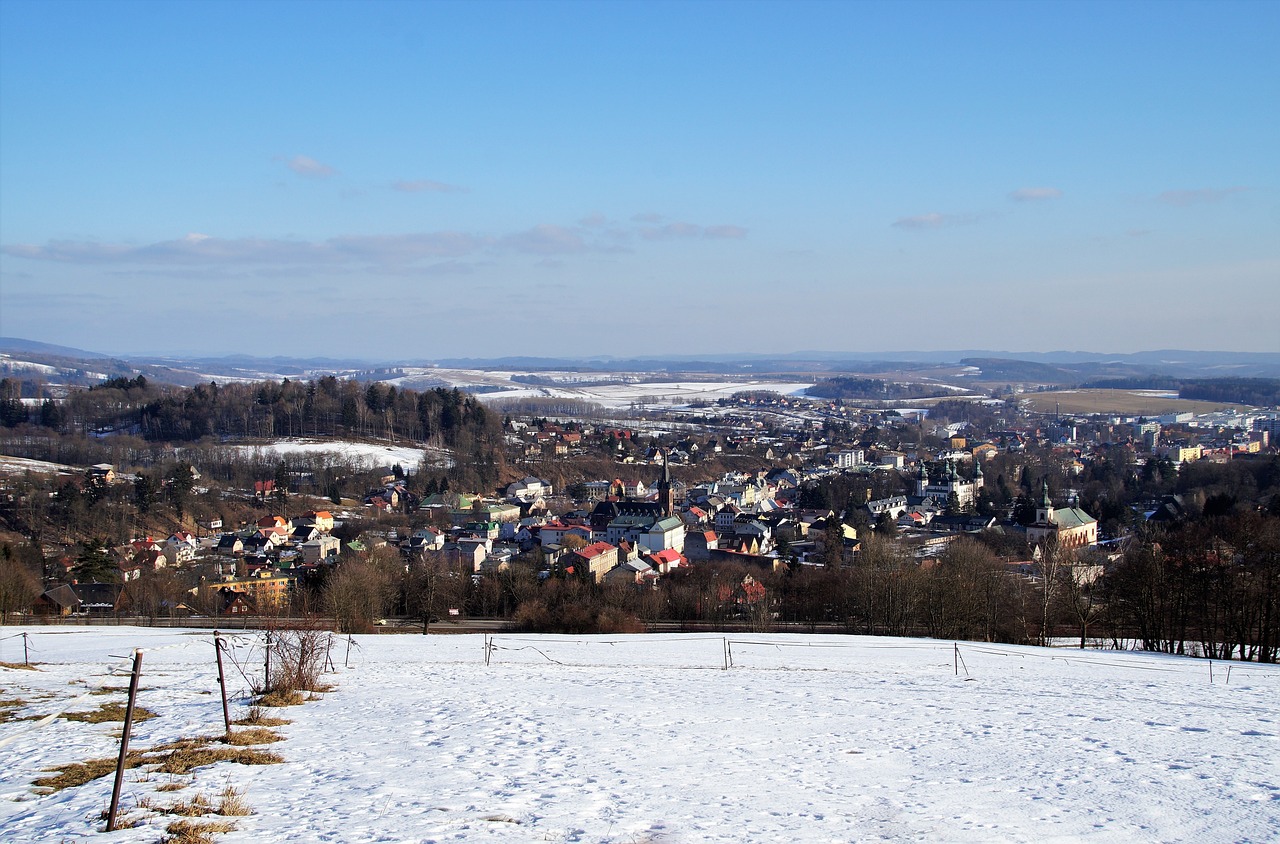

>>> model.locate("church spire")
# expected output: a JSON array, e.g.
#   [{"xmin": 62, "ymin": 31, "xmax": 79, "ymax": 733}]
[
  {"xmin": 656, "ymin": 448, "xmax": 675, "ymax": 517},
  {"xmin": 1038, "ymin": 479, "xmax": 1056, "ymax": 525}
]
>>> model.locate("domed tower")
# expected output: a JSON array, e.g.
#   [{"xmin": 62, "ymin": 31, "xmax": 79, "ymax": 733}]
[{"xmin": 916, "ymin": 461, "xmax": 930, "ymax": 496}]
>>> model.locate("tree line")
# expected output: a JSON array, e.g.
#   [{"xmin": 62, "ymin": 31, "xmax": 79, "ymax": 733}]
[{"xmin": 1, "ymin": 376, "xmax": 500, "ymax": 448}]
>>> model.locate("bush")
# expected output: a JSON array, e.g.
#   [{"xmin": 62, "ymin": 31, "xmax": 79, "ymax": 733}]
[
  {"xmin": 257, "ymin": 627, "xmax": 331, "ymax": 698},
  {"xmin": 511, "ymin": 580, "xmax": 644, "ymax": 634}
]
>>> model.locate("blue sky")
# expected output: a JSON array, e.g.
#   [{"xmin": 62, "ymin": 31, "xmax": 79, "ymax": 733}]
[{"xmin": 1, "ymin": 0, "xmax": 1276, "ymax": 360}]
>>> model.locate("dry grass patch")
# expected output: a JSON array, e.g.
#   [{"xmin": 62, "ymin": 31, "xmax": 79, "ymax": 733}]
[
  {"xmin": 1020, "ymin": 389, "xmax": 1235, "ymax": 416},
  {"xmin": 33, "ymin": 752, "xmax": 143, "ymax": 792},
  {"xmin": 0, "ymin": 696, "xmax": 27, "ymax": 722},
  {"xmin": 157, "ymin": 781, "xmax": 190, "ymax": 792},
  {"xmin": 62, "ymin": 701, "xmax": 157, "ymax": 723},
  {"xmin": 90, "ymin": 686, "xmax": 129, "ymax": 696},
  {"xmin": 153, "ymin": 792, "xmax": 215, "ymax": 817},
  {"xmin": 223, "ymin": 727, "xmax": 283, "ymax": 746},
  {"xmin": 163, "ymin": 819, "xmax": 238, "ymax": 844},
  {"xmin": 35, "ymin": 736, "xmax": 283, "ymax": 793},
  {"xmin": 233, "ymin": 706, "xmax": 289, "ymax": 727},
  {"xmin": 152, "ymin": 743, "xmax": 283, "ymax": 775},
  {"xmin": 0, "ymin": 661, "xmax": 38, "ymax": 670},
  {"xmin": 255, "ymin": 689, "xmax": 304, "ymax": 707}
]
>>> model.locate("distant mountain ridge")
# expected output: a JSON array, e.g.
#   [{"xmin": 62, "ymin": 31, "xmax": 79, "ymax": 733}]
[{"xmin": 3, "ymin": 337, "xmax": 1279, "ymax": 385}]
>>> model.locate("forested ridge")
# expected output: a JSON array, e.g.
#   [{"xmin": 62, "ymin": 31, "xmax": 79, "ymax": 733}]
[
  {"xmin": 1, "ymin": 376, "xmax": 499, "ymax": 447},
  {"xmin": 1079, "ymin": 376, "xmax": 1280, "ymax": 407}
]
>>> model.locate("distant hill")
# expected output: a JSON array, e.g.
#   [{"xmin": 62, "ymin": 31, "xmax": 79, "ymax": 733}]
[
  {"xmin": 0, "ymin": 337, "xmax": 112, "ymax": 360},
  {"xmin": 2, "ymin": 337, "xmax": 1279, "ymax": 387}
]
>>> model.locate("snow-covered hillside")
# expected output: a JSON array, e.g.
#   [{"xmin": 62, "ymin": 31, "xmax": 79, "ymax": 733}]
[
  {"xmin": 226, "ymin": 439, "xmax": 453, "ymax": 470},
  {"xmin": 1, "ymin": 628, "xmax": 1277, "ymax": 843}
]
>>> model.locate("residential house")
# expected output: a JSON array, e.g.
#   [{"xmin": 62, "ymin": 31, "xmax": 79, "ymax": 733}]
[
  {"xmin": 300, "ymin": 535, "xmax": 341, "ymax": 564},
  {"xmin": 643, "ymin": 547, "xmax": 685, "ymax": 574},
  {"xmin": 303, "ymin": 510, "xmax": 335, "ymax": 532},
  {"xmin": 216, "ymin": 534, "xmax": 244, "ymax": 556}
]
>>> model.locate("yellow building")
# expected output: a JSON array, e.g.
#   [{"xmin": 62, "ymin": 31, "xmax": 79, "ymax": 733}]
[
  {"xmin": 1026, "ymin": 482, "xmax": 1098, "ymax": 551},
  {"xmin": 197, "ymin": 571, "xmax": 292, "ymax": 611}
]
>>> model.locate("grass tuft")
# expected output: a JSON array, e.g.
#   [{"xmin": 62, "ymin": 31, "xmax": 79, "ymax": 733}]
[
  {"xmin": 255, "ymin": 689, "xmax": 304, "ymax": 707},
  {"xmin": 233, "ymin": 706, "xmax": 289, "ymax": 727},
  {"xmin": 162, "ymin": 819, "xmax": 237, "ymax": 844},
  {"xmin": 223, "ymin": 727, "xmax": 283, "ymax": 746},
  {"xmin": 0, "ymin": 661, "xmax": 39, "ymax": 670},
  {"xmin": 217, "ymin": 784, "xmax": 253, "ymax": 817}
]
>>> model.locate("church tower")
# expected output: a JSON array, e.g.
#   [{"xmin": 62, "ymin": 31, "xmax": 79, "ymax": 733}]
[
  {"xmin": 1036, "ymin": 480, "xmax": 1056, "ymax": 526},
  {"xmin": 656, "ymin": 449, "xmax": 675, "ymax": 517}
]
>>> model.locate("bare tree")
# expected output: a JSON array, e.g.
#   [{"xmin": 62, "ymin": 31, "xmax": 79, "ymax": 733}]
[
  {"xmin": 405, "ymin": 550, "xmax": 467, "ymax": 633},
  {"xmin": 0, "ymin": 544, "xmax": 41, "ymax": 622}
]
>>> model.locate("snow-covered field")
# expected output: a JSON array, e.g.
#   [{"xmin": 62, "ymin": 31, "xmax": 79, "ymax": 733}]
[
  {"xmin": 479, "ymin": 379, "xmax": 816, "ymax": 409},
  {"xmin": 0, "ymin": 455, "xmax": 74, "ymax": 476},
  {"xmin": 226, "ymin": 439, "xmax": 452, "ymax": 470},
  {"xmin": 379, "ymin": 368, "xmax": 817, "ymax": 409},
  {"xmin": 2, "ymin": 628, "xmax": 1277, "ymax": 843}
]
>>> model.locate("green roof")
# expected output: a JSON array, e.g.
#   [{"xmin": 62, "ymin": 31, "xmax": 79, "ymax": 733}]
[{"xmin": 1053, "ymin": 508, "xmax": 1096, "ymax": 528}]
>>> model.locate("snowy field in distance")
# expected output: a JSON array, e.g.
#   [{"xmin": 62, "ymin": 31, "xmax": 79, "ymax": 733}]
[
  {"xmin": 1, "ymin": 628, "xmax": 1277, "ymax": 843},
  {"xmin": 482, "ymin": 379, "xmax": 816, "ymax": 409},
  {"xmin": 226, "ymin": 439, "xmax": 453, "ymax": 470},
  {"xmin": 379, "ymin": 368, "xmax": 817, "ymax": 409},
  {"xmin": 0, "ymin": 455, "xmax": 74, "ymax": 476}
]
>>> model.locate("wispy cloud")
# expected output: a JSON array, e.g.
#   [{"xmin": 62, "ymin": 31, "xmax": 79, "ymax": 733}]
[
  {"xmin": 392, "ymin": 179, "xmax": 464, "ymax": 193},
  {"xmin": 1009, "ymin": 187, "xmax": 1063, "ymax": 202},
  {"xmin": 282, "ymin": 155, "xmax": 337, "ymax": 178},
  {"xmin": 1157, "ymin": 186, "xmax": 1247, "ymax": 206},
  {"xmin": 4, "ymin": 233, "xmax": 319, "ymax": 264},
  {"xmin": 704, "ymin": 224, "xmax": 747, "ymax": 239},
  {"xmin": 891, "ymin": 212, "xmax": 980, "ymax": 230},
  {"xmin": 500, "ymin": 225, "xmax": 587, "ymax": 255},
  {"xmin": 639, "ymin": 222, "xmax": 747, "ymax": 241},
  {"xmin": 3, "ymin": 215, "xmax": 748, "ymax": 269},
  {"xmin": 328, "ymin": 232, "xmax": 482, "ymax": 262},
  {"xmin": 579, "ymin": 212, "xmax": 610, "ymax": 227},
  {"xmin": 2, "ymin": 232, "xmax": 475, "ymax": 266},
  {"xmin": 632, "ymin": 212, "xmax": 665, "ymax": 224}
]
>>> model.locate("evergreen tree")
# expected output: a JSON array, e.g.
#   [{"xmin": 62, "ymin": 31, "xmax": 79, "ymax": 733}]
[
  {"xmin": 73, "ymin": 538, "xmax": 118, "ymax": 583},
  {"xmin": 273, "ymin": 462, "xmax": 290, "ymax": 507},
  {"xmin": 134, "ymin": 473, "xmax": 159, "ymax": 515}
]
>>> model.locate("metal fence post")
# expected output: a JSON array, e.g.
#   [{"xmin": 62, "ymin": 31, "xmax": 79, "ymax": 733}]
[{"xmin": 106, "ymin": 649, "xmax": 144, "ymax": 831}]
